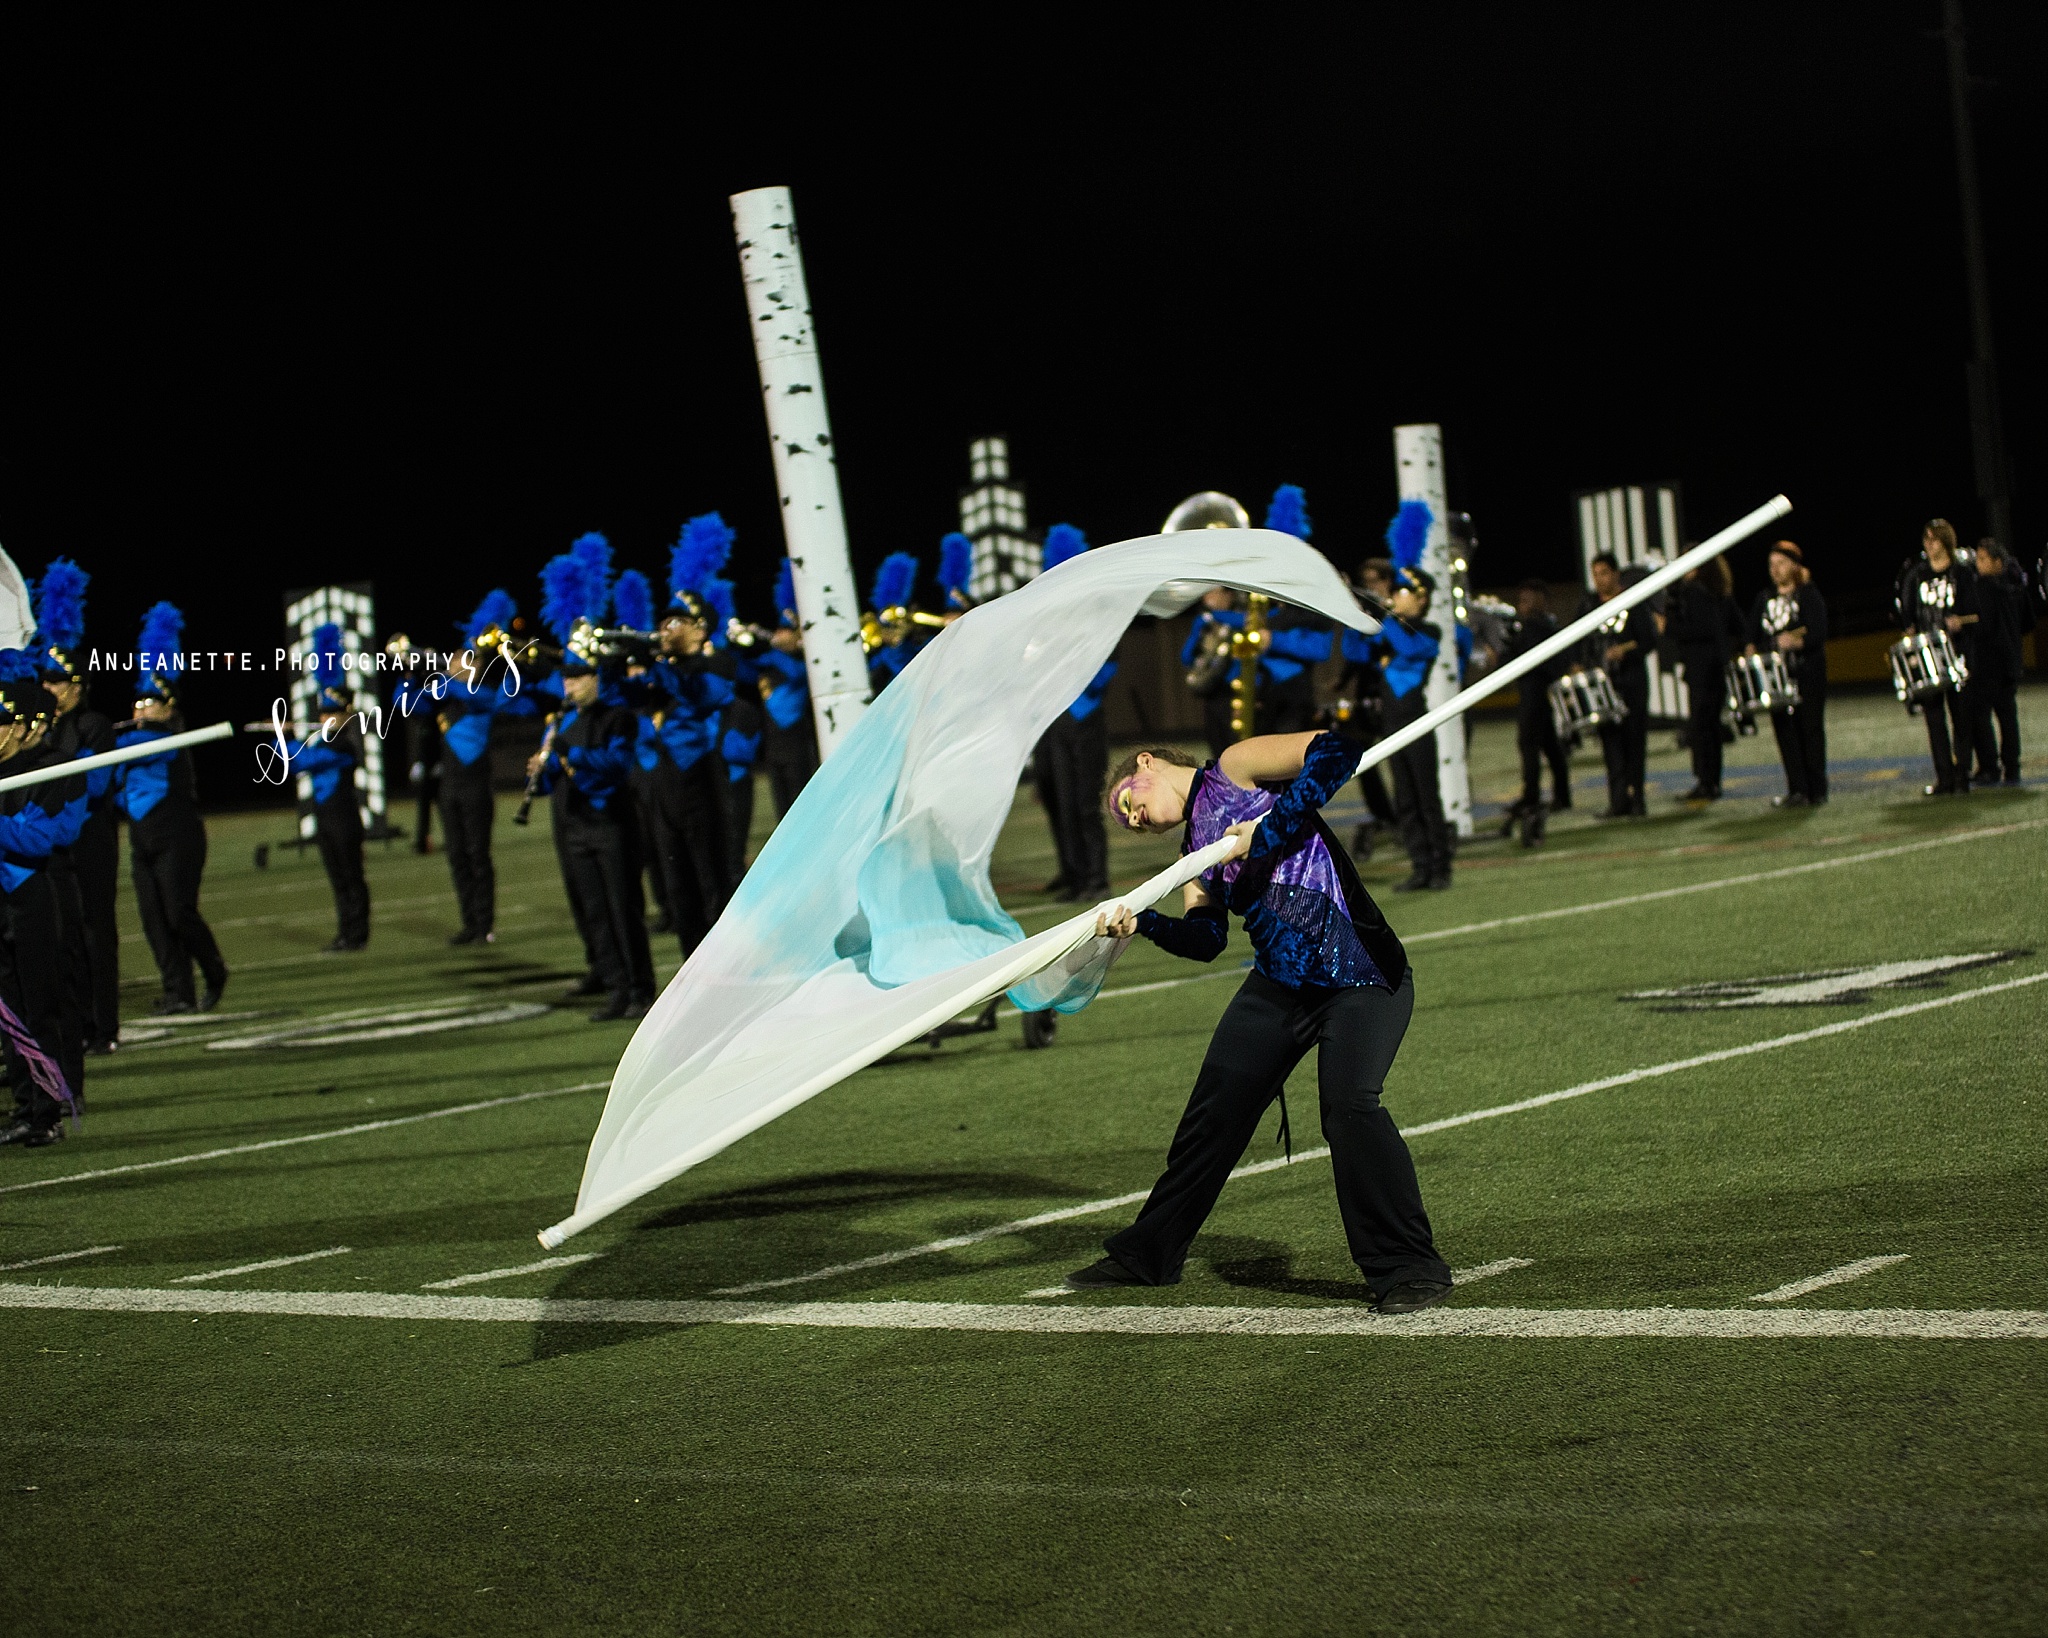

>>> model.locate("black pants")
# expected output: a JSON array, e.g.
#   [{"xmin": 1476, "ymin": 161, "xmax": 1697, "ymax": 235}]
[
  {"xmin": 1, "ymin": 875, "xmax": 76, "ymax": 1129},
  {"xmin": 1975, "ymin": 673, "xmax": 2020, "ymax": 783},
  {"xmin": 72, "ymin": 808, "xmax": 120, "ymax": 1046},
  {"xmin": 646, "ymin": 756, "xmax": 732, "ymax": 959},
  {"xmin": 726, "ymin": 769, "xmax": 754, "ymax": 883},
  {"xmin": 438, "ymin": 757, "xmax": 496, "ymax": 934},
  {"xmin": 1597, "ymin": 669, "xmax": 1650, "ymax": 814},
  {"xmin": 1106, "ymin": 970, "xmax": 1447, "ymax": 1296},
  {"xmin": 129, "ymin": 799, "xmax": 225, "ymax": 1006},
  {"xmin": 632, "ymin": 777, "xmax": 672, "ymax": 925},
  {"xmin": 1922, "ymin": 684, "xmax": 1991, "ymax": 792},
  {"xmin": 314, "ymin": 795, "xmax": 371, "ymax": 945},
  {"xmin": 414, "ymin": 771, "xmax": 438, "ymax": 855},
  {"xmin": 1260, "ymin": 676, "xmax": 1317, "ymax": 735},
  {"xmin": 765, "ymin": 721, "xmax": 818, "ymax": 817},
  {"xmin": 1201, "ymin": 692, "xmax": 1233, "ymax": 759},
  {"xmin": 1768, "ymin": 682, "xmax": 1828, "ymax": 802},
  {"xmin": 1035, "ymin": 710, "xmax": 1109, "ymax": 893},
  {"xmin": 554, "ymin": 801, "xmax": 655, "ymax": 1005},
  {"xmin": 1681, "ymin": 654, "xmax": 1726, "ymax": 795},
  {"xmin": 1517, "ymin": 698, "xmax": 1572, "ymax": 809},
  {"xmin": 1384, "ymin": 690, "xmax": 1450, "ymax": 880}
]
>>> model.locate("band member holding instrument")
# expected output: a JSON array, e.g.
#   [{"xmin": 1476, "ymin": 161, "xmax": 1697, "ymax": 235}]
[
  {"xmin": 1583, "ymin": 553, "xmax": 1653, "ymax": 818},
  {"xmin": 748, "ymin": 557, "xmax": 818, "ymax": 819},
  {"xmin": 113, "ymin": 603, "xmax": 228, "ymax": 1016},
  {"xmin": 274, "ymin": 631, "xmax": 371, "ymax": 949},
  {"xmin": 1499, "ymin": 578, "xmax": 1573, "ymax": 829},
  {"xmin": 34, "ymin": 559, "xmax": 121, "ymax": 1056},
  {"xmin": 1669, "ymin": 556, "xmax": 1743, "ymax": 802},
  {"xmin": 1970, "ymin": 538, "xmax": 2024, "ymax": 787},
  {"xmin": 1338, "ymin": 559, "xmax": 1399, "ymax": 859},
  {"xmin": 1033, "ymin": 526, "xmax": 1115, "ymax": 901},
  {"xmin": 1348, "ymin": 567, "xmax": 1451, "ymax": 891},
  {"xmin": 1181, "ymin": 587, "xmax": 1242, "ymax": 758},
  {"xmin": 1899, "ymin": 519, "xmax": 1985, "ymax": 796},
  {"xmin": 1081, "ymin": 731, "xmax": 1451, "ymax": 1312},
  {"xmin": 1745, "ymin": 541, "xmax": 1829, "ymax": 808}
]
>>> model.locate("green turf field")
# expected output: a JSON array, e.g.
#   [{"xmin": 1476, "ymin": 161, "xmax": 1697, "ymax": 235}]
[{"xmin": 4, "ymin": 686, "xmax": 2046, "ymax": 1635}]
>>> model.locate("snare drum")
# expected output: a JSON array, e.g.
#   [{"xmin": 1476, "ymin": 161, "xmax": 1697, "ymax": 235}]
[
  {"xmin": 1888, "ymin": 630, "xmax": 1968, "ymax": 704},
  {"xmin": 1724, "ymin": 652, "xmax": 1801, "ymax": 730},
  {"xmin": 1548, "ymin": 667, "xmax": 1627, "ymax": 748}
]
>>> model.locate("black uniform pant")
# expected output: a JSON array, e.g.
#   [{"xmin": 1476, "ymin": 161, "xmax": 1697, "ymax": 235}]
[
  {"xmin": 1974, "ymin": 672, "xmax": 2020, "ymax": 783},
  {"xmin": 1260, "ymin": 676, "xmax": 1317, "ymax": 735},
  {"xmin": 1105, "ymin": 969, "xmax": 1446, "ymax": 1297},
  {"xmin": 1, "ymin": 875, "xmax": 76, "ymax": 1129},
  {"xmin": 1681, "ymin": 654, "xmax": 1727, "ymax": 794},
  {"xmin": 1035, "ymin": 710, "xmax": 1109, "ymax": 893},
  {"xmin": 1384, "ymin": 690, "xmax": 1451, "ymax": 880},
  {"xmin": 646, "ymin": 756, "xmax": 732, "ymax": 959},
  {"xmin": 1355, "ymin": 764, "xmax": 1395, "ymax": 827},
  {"xmin": 1598, "ymin": 669, "xmax": 1650, "ymax": 814},
  {"xmin": 130, "ymin": 799, "xmax": 225, "ymax": 1006},
  {"xmin": 414, "ymin": 770, "xmax": 438, "ymax": 855},
  {"xmin": 1200, "ymin": 692, "xmax": 1233, "ymax": 760},
  {"xmin": 1768, "ymin": 680, "xmax": 1828, "ymax": 803},
  {"xmin": 554, "ymin": 801, "xmax": 655, "ymax": 1005},
  {"xmin": 1923, "ymin": 683, "xmax": 1991, "ymax": 792},
  {"xmin": 765, "ymin": 721, "xmax": 818, "ymax": 817},
  {"xmin": 315, "ymin": 795, "xmax": 371, "ymax": 945},
  {"xmin": 73, "ymin": 809, "xmax": 120, "ymax": 1046},
  {"xmin": 726, "ymin": 769, "xmax": 754, "ymax": 883},
  {"xmin": 438, "ymin": 758, "xmax": 496, "ymax": 934},
  {"xmin": 1517, "ymin": 697, "xmax": 1572, "ymax": 809}
]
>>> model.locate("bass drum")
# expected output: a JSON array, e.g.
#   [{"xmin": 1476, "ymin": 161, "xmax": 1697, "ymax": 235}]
[
  {"xmin": 1888, "ymin": 630, "xmax": 1968, "ymax": 707},
  {"xmin": 1548, "ymin": 667, "xmax": 1627, "ymax": 749}
]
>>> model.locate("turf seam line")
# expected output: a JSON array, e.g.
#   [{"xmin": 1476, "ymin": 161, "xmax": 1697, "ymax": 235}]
[
  {"xmin": 172, "ymin": 1246, "xmax": 352, "ymax": 1283},
  {"xmin": 730, "ymin": 967, "xmax": 2048, "ymax": 1294},
  {"xmin": 1, "ymin": 1283, "xmax": 2042, "ymax": 1339},
  {"xmin": 0, "ymin": 1244, "xmax": 121, "ymax": 1271},
  {"xmin": 422, "ymin": 1254, "xmax": 601, "ymax": 1290},
  {"xmin": 0, "ymin": 1080, "xmax": 612, "ymax": 1197},
  {"xmin": 1750, "ymin": 1255, "xmax": 1910, "ymax": 1304}
]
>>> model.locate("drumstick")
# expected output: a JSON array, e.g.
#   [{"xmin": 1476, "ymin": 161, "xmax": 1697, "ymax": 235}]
[{"xmin": 1352, "ymin": 495, "xmax": 1792, "ymax": 780}]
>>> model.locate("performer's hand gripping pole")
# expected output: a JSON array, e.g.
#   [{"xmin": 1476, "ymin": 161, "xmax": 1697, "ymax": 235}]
[
  {"xmin": 0, "ymin": 720, "xmax": 235, "ymax": 794},
  {"xmin": 1354, "ymin": 495, "xmax": 1793, "ymax": 781}
]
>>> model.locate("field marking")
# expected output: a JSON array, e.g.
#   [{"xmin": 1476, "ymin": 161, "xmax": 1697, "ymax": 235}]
[
  {"xmin": 0, "ymin": 1079, "xmax": 611, "ymax": 1198},
  {"xmin": 1454, "ymin": 1257, "xmax": 1535, "ymax": 1285},
  {"xmin": 0, "ymin": 1244, "xmax": 121, "ymax": 1272},
  {"xmin": 730, "ymin": 967, "xmax": 2048, "ymax": 1295},
  {"xmin": 0, "ymin": 1282, "xmax": 2041, "ymax": 1340},
  {"xmin": 172, "ymin": 1246, "xmax": 352, "ymax": 1284},
  {"xmin": 1751, "ymin": 1255, "xmax": 1910, "ymax": 1304},
  {"xmin": 423, "ymin": 1254, "xmax": 601, "ymax": 1291}
]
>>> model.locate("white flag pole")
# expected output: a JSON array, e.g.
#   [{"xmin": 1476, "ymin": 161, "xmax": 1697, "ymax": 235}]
[
  {"xmin": 730, "ymin": 186, "xmax": 870, "ymax": 758},
  {"xmin": 0, "ymin": 720, "xmax": 236, "ymax": 794},
  {"xmin": 1356, "ymin": 495, "xmax": 1792, "ymax": 780}
]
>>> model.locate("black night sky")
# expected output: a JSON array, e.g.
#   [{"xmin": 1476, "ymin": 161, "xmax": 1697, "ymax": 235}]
[{"xmin": 4, "ymin": 6, "xmax": 2040, "ymax": 793}]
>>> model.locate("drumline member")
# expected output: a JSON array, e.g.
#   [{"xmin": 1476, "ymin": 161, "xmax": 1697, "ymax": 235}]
[
  {"xmin": 1745, "ymin": 541, "xmax": 1829, "ymax": 808},
  {"xmin": 1033, "ymin": 526, "xmax": 1116, "ymax": 901},
  {"xmin": 1969, "ymin": 539, "xmax": 2025, "ymax": 787},
  {"xmin": 114, "ymin": 604, "xmax": 229, "ymax": 1016},
  {"xmin": 1668, "ymin": 556, "xmax": 1743, "ymax": 802},
  {"xmin": 1078, "ymin": 731, "xmax": 1452, "ymax": 1312},
  {"xmin": 1583, "ymin": 553, "xmax": 1653, "ymax": 818},
  {"xmin": 1899, "ymin": 519, "xmax": 1988, "ymax": 796},
  {"xmin": 1499, "ymin": 578, "xmax": 1573, "ymax": 828},
  {"xmin": 1345, "ymin": 566, "xmax": 1451, "ymax": 891}
]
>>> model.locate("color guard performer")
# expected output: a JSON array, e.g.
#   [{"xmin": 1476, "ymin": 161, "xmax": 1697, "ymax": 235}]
[{"xmin": 1746, "ymin": 541, "xmax": 1829, "ymax": 807}]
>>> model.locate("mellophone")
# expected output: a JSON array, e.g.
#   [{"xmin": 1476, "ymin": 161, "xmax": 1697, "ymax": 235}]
[
  {"xmin": 1724, "ymin": 651, "xmax": 1801, "ymax": 734},
  {"xmin": 1547, "ymin": 667, "xmax": 1627, "ymax": 748},
  {"xmin": 1887, "ymin": 629, "xmax": 1968, "ymax": 710}
]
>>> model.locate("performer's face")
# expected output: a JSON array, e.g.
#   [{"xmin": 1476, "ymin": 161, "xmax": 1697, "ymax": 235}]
[
  {"xmin": 1923, "ymin": 533, "xmax": 1951, "ymax": 571},
  {"xmin": 661, "ymin": 615, "xmax": 707, "ymax": 654},
  {"xmin": 1768, "ymin": 551, "xmax": 1799, "ymax": 590},
  {"xmin": 1390, "ymin": 586, "xmax": 1428, "ymax": 621},
  {"xmin": 49, "ymin": 678, "xmax": 82, "ymax": 713},
  {"xmin": 136, "ymin": 695, "xmax": 173, "ymax": 723},
  {"xmin": 1514, "ymin": 588, "xmax": 1544, "ymax": 618},
  {"xmin": 1113, "ymin": 754, "xmax": 1187, "ymax": 833},
  {"xmin": 1591, "ymin": 561, "xmax": 1621, "ymax": 599},
  {"xmin": 563, "ymin": 672, "xmax": 599, "ymax": 707}
]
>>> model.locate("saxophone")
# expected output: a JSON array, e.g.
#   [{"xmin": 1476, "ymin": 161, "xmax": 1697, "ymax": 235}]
[{"xmin": 1228, "ymin": 594, "xmax": 1269, "ymax": 740}]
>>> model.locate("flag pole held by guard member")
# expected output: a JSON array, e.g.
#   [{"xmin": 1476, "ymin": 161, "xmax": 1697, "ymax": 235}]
[{"xmin": 0, "ymin": 720, "xmax": 235, "ymax": 794}]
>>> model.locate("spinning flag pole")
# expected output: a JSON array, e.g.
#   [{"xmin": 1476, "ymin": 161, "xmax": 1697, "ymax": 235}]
[{"xmin": 539, "ymin": 500, "xmax": 1790, "ymax": 1247}]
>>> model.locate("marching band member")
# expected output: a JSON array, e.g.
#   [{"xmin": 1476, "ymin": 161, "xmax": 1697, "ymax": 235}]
[
  {"xmin": 607, "ymin": 567, "xmax": 674, "ymax": 935},
  {"xmin": 1339, "ymin": 558, "xmax": 1399, "ymax": 859},
  {"xmin": 1498, "ymin": 578, "xmax": 1573, "ymax": 827},
  {"xmin": 1584, "ymin": 552, "xmax": 1653, "ymax": 817},
  {"xmin": 0, "ymin": 659, "xmax": 85, "ymax": 1148},
  {"xmin": 752, "ymin": 557, "xmax": 819, "ymax": 818},
  {"xmin": 1669, "ymin": 557, "xmax": 1743, "ymax": 802},
  {"xmin": 1180, "ymin": 587, "xmax": 1242, "ymax": 758},
  {"xmin": 1351, "ymin": 567, "xmax": 1450, "ymax": 892},
  {"xmin": 34, "ymin": 559, "xmax": 121, "ymax": 1055},
  {"xmin": 865, "ymin": 552, "xmax": 925, "ymax": 695},
  {"xmin": 1899, "ymin": 520, "xmax": 1986, "ymax": 796},
  {"xmin": 1970, "ymin": 538, "xmax": 2024, "ymax": 787},
  {"xmin": 1082, "ymin": 730, "xmax": 1451, "ymax": 1312},
  {"xmin": 1746, "ymin": 541, "xmax": 1829, "ymax": 807},
  {"xmin": 275, "ymin": 627, "xmax": 371, "ymax": 949},
  {"xmin": 1254, "ymin": 486, "xmax": 1332, "ymax": 734},
  {"xmin": 114, "ymin": 604, "xmax": 228, "ymax": 1016},
  {"xmin": 1032, "ymin": 526, "xmax": 1115, "ymax": 901},
  {"xmin": 706, "ymin": 574, "xmax": 764, "ymax": 882}
]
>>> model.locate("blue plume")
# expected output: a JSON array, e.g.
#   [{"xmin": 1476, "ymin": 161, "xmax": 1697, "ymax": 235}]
[
  {"xmin": 1041, "ymin": 523, "xmax": 1088, "ymax": 571},
  {"xmin": 774, "ymin": 557, "xmax": 798, "ymax": 620},
  {"xmin": 1264, "ymin": 485, "xmax": 1312, "ymax": 540},
  {"xmin": 938, "ymin": 532, "xmax": 974, "ymax": 596},
  {"xmin": 1385, "ymin": 500, "xmax": 1433, "ymax": 568},
  {"xmin": 33, "ymin": 559, "xmax": 89, "ymax": 651},
  {"xmin": 705, "ymin": 577, "xmax": 737, "ymax": 629},
  {"xmin": 462, "ymin": 589, "xmax": 516, "ymax": 644},
  {"xmin": 138, "ymin": 601, "xmax": 185, "ymax": 668},
  {"xmin": 570, "ymin": 532, "xmax": 613, "ymax": 624},
  {"xmin": 312, "ymin": 621, "xmax": 345, "ymax": 685},
  {"xmin": 613, "ymin": 568, "xmax": 655, "ymax": 633},
  {"xmin": 539, "ymin": 554, "xmax": 591, "ymax": 645},
  {"xmin": 870, "ymin": 552, "xmax": 919, "ymax": 613},
  {"xmin": 0, "ymin": 649, "xmax": 39, "ymax": 684},
  {"xmin": 671, "ymin": 511, "xmax": 736, "ymax": 603}
]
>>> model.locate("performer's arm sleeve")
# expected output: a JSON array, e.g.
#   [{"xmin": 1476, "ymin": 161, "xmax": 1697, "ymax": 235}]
[
  {"xmin": 1267, "ymin": 626, "xmax": 1332, "ymax": 664},
  {"xmin": 1380, "ymin": 621, "xmax": 1438, "ymax": 664},
  {"xmin": 1243, "ymin": 732, "xmax": 1366, "ymax": 866},
  {"xmin": 1339, "ymin": 627, "xmax": 1375, "ymax": 665},
  {"xmin": 1134, "ymin": 903, "xmax": 1228, "ymax": 962}
]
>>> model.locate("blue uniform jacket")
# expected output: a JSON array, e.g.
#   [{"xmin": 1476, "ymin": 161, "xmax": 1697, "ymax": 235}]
[
  {"xmin": 113, "ymin": 728, "xmax": 180, "ymax": 822},
  {"xmin": 535, "ymin": 706, "xmax": 635, "ymax": 811},
  {"xmin": 403, "ymin": 672, "xmax": 535, "ymax": 768},
  {"xmin": 1345, "ymin": 619, "xmax": 1439, "ymax": 700},
  {"xmin": 624, "ymin": 659, "xmax": 734, "ymax": 776},
  {"xmin": 277, "ymin": 730, "xmax": 357, "ymax": 806},
  {"xmin": 1065, "ymin": 662, "xmax": 1119, "ymax": 723},
  {"xmin": 744, "ymin": 647, "xmax": 809, "ymax": 732},
  {"xmin": 1182, "ymin": 610, "xmax": 1331, "ymax": 686}
]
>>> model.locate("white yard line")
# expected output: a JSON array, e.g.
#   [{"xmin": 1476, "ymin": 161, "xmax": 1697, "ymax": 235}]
[
  {"xmin": 172, "ymin": 1246, "xmax": 352, "ymax": 1284},
  {"xmin": 422, "ymin": 1254, "xmax": 600, "ymax": 1291},
  {"xmin": 731, "ymin": 968, "xmax": 2048, "ymax": 1295},
  {"xmin": 0, "ymin": 1079, "xmax": 610, "ymax": 1198},
  {"xmin": 1751, "ymin": 1255, "xmax": 1910, "ymax": 1304},
  {"xmin": 1454, "ymin": 1257, "xmax": 1535, "ymax": 1285},
  {"xmin": 0, "ymin": 1282, "xmax": 2039, "ymax": 1340},
  {"xmin": 0, "ymin": 1244, "xmax": 121, "ymax": 1272}
]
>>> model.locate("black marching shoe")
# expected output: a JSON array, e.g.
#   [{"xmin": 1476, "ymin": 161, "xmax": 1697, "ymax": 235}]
[
  {"xmin": 151, "ymin": 995, "xmax": 196, "ymax": 1017},
  {"xmin": 1426, "ymin": 872, "xmax": 1453, "ymax": 891},
  {"xmin": 85, "ymin": 1038, "xmax": 118, "ymax": 1057},
  {"xmin": 1063, "ymin": 1256, "xmax": 1157, "ymax": 1291},
  {"xmin": 0, "ymin": 1117, "xmax": 37, "ymax": 1146},
  {"xmin": 650, "ymin": 910, "xmax": 674, "ymax": 935},
  {"xmin": 1520, "ymin": 804, "xmax": 1548, "ymax": 849},
  {"xmin": 588, "ymin": 996, "xmax": 631, "ymax": 1022},
  {"xmin": 1373, "ymin": 1279, "xmax": 1453, "ymax": 1315},
  {"xmin": 1922, "ymin": 783, "xmax": 1954, "ymax": 798},
  {"xmin": 622, "ymin": 999, "xmax": 651, "ymax": 1022},
  {"xmin": 1350, "ymin": 821, "xmax": 1376, "ymax": 862},
  {"xmin": 199, "ymin": 971, "xmax": 229, "ymax": 1011},
  {"xmin": 1043, "ymin": 876, "xmax": 1070, "ymax": 897},
  {"xmin": 566, "ymin": 972, "xmax": 607, "ymax": 999},
  {"xmin": 1679, "ymin": 783, "xmax": 1710, "ymax": 802},
  {"xmin": 18, "ymin": 1123, "xmax": 64, "ymax": 1149},
  {"xmin": 1392, "ymin": 870, "xmax": 1433, "ymax": 894},
  {"xmin": 448, "ymin": 927, "xmax": 481, "ymax": 946}
]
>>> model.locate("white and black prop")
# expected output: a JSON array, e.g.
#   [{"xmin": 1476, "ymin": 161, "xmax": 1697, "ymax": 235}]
[
  {"xmin": 0, "ymin": 721, "xmax": 236, "ymax": 795},
  {"xmin": 1394, "ymin": 424, "xmax": 1473, "ymax": 836},
  {"xmin": 0, "ymin": 544, "xmax": 36, "ymax": 653},
  {"xmin": 537, "ymin": 497, "xmax": 1789, "ymax": 1249},
  {"xmin": 284, "ymin": 585, "xmax": 385, "ymax": 835},
  {"xmin": 731, "ymin": 185, "xmax": 870, "ymax": 758},
  {"xmin": 1575, "ymin": 481, "xmax": 1692, "ymax": 721}
]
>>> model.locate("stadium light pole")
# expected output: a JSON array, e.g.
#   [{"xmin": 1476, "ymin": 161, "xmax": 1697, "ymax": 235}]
[{"xmin": 731, "ymin": 186, "xmax": 871, "ymax": 757}]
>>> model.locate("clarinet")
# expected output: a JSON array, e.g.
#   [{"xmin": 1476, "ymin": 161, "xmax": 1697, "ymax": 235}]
[{"xmin": 513, "ymin": 714, "xmax": 558, "ymax": 826}]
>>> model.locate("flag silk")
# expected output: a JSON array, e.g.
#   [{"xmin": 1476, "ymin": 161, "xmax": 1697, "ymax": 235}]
[{"xmin": 539, "ymin": 530, "xmax": 1381, "ymax": 1247}]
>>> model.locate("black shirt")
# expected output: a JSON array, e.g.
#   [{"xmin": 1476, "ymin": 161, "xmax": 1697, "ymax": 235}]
[{"xmin": 1750, "ymin": 584, "xmax": 1828, "ymax": 684}]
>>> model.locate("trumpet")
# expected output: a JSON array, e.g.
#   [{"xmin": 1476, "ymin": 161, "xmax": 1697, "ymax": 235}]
[
  {"xmin": 859, "ymin": 606, "xmax": 947, "ymax": 654},
  {"xmin": 567, "ymin": 621, "xmax": 656, "ymax": 666}
]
